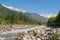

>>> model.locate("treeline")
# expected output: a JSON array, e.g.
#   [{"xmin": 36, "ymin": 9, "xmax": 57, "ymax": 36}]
[
  {"xmin": 0, "ymin": 4, "xmax": 46, "ymax": 25},
  {"xmin": 47, "ymin": 10, "xmax": 60, "ymax": 27},
  {"xmin": 0, "ymin": 12, "xmax": 42, "ymax": 25}
]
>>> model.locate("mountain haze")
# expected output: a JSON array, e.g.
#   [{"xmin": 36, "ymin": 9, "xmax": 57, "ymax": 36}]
[
  {"xmin": 25, "ymin": 12, "xmax": 48, "ymax": 22},
  {"xmin": 0, "ymin": 4, "xmax": 48, "ymax": 24}
]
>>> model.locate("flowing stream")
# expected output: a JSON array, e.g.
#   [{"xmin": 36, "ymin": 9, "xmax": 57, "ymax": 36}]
[{"xmin": 0, "ymin": 25, "xmax": 47, "ymax": 40}]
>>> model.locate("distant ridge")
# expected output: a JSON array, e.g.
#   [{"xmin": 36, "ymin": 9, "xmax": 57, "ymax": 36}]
[{"xmin": 0, "ymin": 4, "xmax": 48, "ymax": 23}]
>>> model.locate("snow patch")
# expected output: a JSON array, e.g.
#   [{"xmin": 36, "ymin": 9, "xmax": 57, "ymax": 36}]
[
  {"xmin": 40, "ymin": 14, "xmax": 57, "ymax": 18},
  {"xmin": 2, "ymin": 4, "xmax": 26, "ymax": 13}
]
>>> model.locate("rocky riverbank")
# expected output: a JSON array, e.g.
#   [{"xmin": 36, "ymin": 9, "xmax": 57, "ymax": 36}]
[{"xmin": 0, "ymin": 25, "xmax": 60, "ymax": 40}]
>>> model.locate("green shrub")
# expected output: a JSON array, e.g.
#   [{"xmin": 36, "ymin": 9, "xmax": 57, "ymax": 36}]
[
  {"xmin": 49, "ymin": 32, "xmax": 59, "ymax": 40},
  {"xmin": 33, "ymin": 31, "xmax": 38, "ymax": 36}
]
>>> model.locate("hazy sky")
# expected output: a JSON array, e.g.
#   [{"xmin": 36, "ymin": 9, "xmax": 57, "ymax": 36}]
[{"xmin": 0, "ymin": 0, "xmax": 60, "ymax": 15}]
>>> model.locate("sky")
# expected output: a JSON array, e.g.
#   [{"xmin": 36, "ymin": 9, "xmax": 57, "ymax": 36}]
[{"xmin": 0, "ymin": 0, "xmax": 60, "ymax": 18}]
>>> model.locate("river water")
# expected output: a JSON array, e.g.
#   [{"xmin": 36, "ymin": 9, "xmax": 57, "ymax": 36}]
[{"xmin": 0, "ymin": 25, "xmax": 47, "ymax": 40}]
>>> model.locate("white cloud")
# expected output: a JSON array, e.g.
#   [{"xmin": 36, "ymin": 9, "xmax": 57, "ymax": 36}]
[
  {"xmin": 40, "ymin": 14, "xmax": 57, "ymax": 18},
  {"xmin": 2, "ymin": 4, "xmax": 26, "ymax": 13}
]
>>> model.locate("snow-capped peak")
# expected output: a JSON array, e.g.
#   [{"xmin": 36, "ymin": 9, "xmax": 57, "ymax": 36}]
[
  {"xmin": 2, "ymin": 4, "xmax": 26, "ymax": 13},
  {"xmin": 40, "ymin": 14, "xmax": 57, "ymax": 18}
]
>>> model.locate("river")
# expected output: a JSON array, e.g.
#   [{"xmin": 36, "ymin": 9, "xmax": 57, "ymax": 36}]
[{"xmin": 0, "ymin": 25, "xmax": 47, "ymax": 40}]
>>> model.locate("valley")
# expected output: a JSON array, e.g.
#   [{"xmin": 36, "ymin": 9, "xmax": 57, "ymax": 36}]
[{"xmin": 0, "ymin": 4, "xmax": 60, "ymax": 40}]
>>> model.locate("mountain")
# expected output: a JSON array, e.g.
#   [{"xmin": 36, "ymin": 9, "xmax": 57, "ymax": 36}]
[
  {"xmin": 25, "ymin": 12, "xmax": 48, "ymax": 22},
  {"xmin": 0, "ymin": 4, "xmax": 48, "ymax": 24},
  {"xmin": 2, "ymin": 4, "xmax": 26, "ymax": 13}
]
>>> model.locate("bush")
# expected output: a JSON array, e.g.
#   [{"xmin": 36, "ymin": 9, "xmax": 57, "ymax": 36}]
[
  {"xmin": 49, "ymin": 32, "xmax": 59, "ymax": 40},
  {"xmin": 38, "ymin": 22, "xmax": 41, "ymax": 25},
  {"xmin": 33, "ymin": 31, "xmax": 38, "ymax": 36}
]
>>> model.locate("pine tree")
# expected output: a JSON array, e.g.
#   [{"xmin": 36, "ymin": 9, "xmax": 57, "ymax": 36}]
[{"xmin": 55, "ymin": 10, "xmax": 60, "ymax": 23}]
